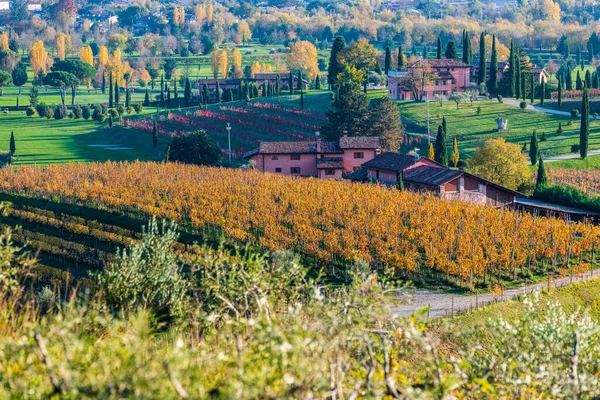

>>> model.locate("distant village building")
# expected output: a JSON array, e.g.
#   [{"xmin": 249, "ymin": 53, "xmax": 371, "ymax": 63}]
[
  {"xmin": 243, "ymin": 136, "xmax": 382, "ymax": 179},
  {"xmin": 0, "ymin": 0, "xmax": 9, "ymax": 11},
  {"xmin": 388, "ymin": 58, "xmax": 471, "ymax": 100},
  {"xmin": 27, "ymin": 0, "xmax": 41, "ymax": 11}
]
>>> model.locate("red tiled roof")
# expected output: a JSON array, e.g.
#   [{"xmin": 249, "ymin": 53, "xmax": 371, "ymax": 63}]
[
  {"xmin": 422, "ymin": 58, "xmax": 471, "ymax": 68},
  {"xmin": 243, "ymin": 136, "xmax": 381, "ymax": 158},
  {"xmin": 362, "ymin": 152, "xmax": 420, "ymax": 172},
  {"xmin": 339, "ymin": 136, "xmax": 380, "ymax": 149},
  {"xmin": 316, "ymin": 157, "xmax": 344, "ymax": 168}
]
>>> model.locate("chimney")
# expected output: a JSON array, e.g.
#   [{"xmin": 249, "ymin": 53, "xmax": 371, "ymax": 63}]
[{"xmin": 316, "ymin": 136, "xmax": 321, "ymax": 153}]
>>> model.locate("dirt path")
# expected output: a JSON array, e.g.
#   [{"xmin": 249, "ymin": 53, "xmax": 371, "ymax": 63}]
[{"xmin": 392, "ymin": 270, "xmax": 600, "ymax": 318}]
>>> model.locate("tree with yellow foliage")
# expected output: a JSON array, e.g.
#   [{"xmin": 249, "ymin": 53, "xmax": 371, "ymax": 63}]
[
  {"xmin": 179, "ymin": 6, "xmax": 185, "ymax": 26},
  {"xmin": 173, "ymin": 7, "xmax": 180, "ymax": 26},
  {"xmin": 542, "ymin": 0, "xmax": 561, "ymax": 21},
  {"xmin": 219, "ymin": 49, "xmax": 228, "ymax": 79},
  {"xmin": 0, "ymin": 32, "xmax": 8, "ymax": 51},
  {"xmin": 195, "ymin": 4, "xmax": 206, "ymax": 23},
  {"xmin": 286, "ymin": 40, "xmax": 319, "ymax": 80},
  {"xmin": 207, "ymin": 3, "xmax": 213, "ymax": 24},
  {"xmin": 79, "ymin": 46, "xmax": 94, "ymax": 66},
  {"xmin": 237, "ymin": 21, "xmax": 252, "ymax": 45},
  {"xmin": 56, "ymin": 33, "xmax": 67, "ymax": 61},
  {"xmin": 30, "ymin": 41, "xmax": 49, "ymax": 76},
  {"xmin": 231, "ymin": 48, "xmax": 242, "ymax": 69},
  {"xmin": 98, "ymin": 46, "xmax": 109, "ymax": 66},
  {"xmin": 467, "ymin": 138, "xmax": 530, "ymax": 190},
  {"xmin": 250, "ymin": 61, "xmax": 261, "ymax": 78},
  {"xmin": 211, "ymin": 46, "xmax": 219, "ymax": 78},
  {"xmin": 428, "ymin": 143, "xmax": 435, "ymax": 160}
]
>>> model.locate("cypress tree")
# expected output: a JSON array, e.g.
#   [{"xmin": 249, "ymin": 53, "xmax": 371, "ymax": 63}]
[
  {"xmin": 384, "ymin": 47, "xmax": 392, "ymax": 75},
  {"xmin": 315, "ymin": 75, "xmax": 321, "ymax": 90},
  {"xmin": 297, "ymin": 70, "xmax": 303, "ymax": 90},
  {"xmin": 478, "ymin": 32, "xmax": 486, "ymax": 85},
  {"xmin": 436, "ymin": 36, "xmax": 442, "ymax": 59},
  {"xmin": 581, "ymin": 86, "xmax": 590, "ymax": 159},
  {"xmin": 594, "ymin": 72, "xmax": 600, "ymax": 89},
  {"xmin": 558, "ymin": 77, "xmax": 563, "ymax": 108},
  {"xmin": 467, "ymin": 32, "xmax": 473, "ymax": 63},
  {"xmin": 577, "ymin": 44, "xmax": 582, "ymax": 65},
  {"xmin": 166, "ymin": 86, "xmax": 171, "ymax": 108},
  {"xmin": 184, "ymin": 77, "xmax": 192, "ymax": 106},
  {"xmin": 529, "ymin": 130, "xmax": 539, "ymax": 165},
  {"xmin": 101, "ymin": 73, "xmax": 106, "ymax": 94},
  {"xmin": 160, "ymin": 76, "xmax": 165, "ymax": 107},
  {"xmin": 397, "ymin": 172, "xmax": 404, "ymax": 190},
  {"xmin": 536, "ymin": 157, "xmax": 547, "ymax": 188},
  {"xmin": 540, "ymin": 78, "xmax": 545, "ymax": 105},
  {"xmin": 276, "ymin": 74, "xmax": 281, "ymax": 95},
  {"xmin": 589, "ymin": 42, "xmax": 595, "ymax": 64},
  {"xmin": 565, "ymin": 43, "xmax": 570, "ymax": 59},
  {"xmin": 515, "ymin": 56, "xmax": 521, "ymax": 99},
  {"xmin": 451, "ymin": 136, "xmax": 459, "ymax": 167},
  {"xmin": 530, "ymin": 73, "xmax": 534, "ymax": 103},
  {"xmin": 412, "ymin": 44, "xmax": 417, "ymax": 56},
  {"xmin": 215, "ymin": 81, "xmax": 221, "ymax": 103},
  {"xmin": 521, "ymin": 72, "xmax": 526, "ymax": 101},
  {"xmin": 398, "ymin": 45, "xmax": 405, "ymax": 69},
  {"xmin": 108, "ymin": 114, "xmax": 113, "ymax": 128},
  {"xmin": 9, "ymin": 131, "xmax": 15, "ymax": 155},
  {"xmin": 566, "ymin": 67, "xmax": 573, "ymax": 90},
  {"xmin": 108, "ymin": 72, "xmax": 113, "ymax": 108},
  {"xmin": 173, "ymin": 78, "xmax": 178, "ymax": 99},
  {"xmin": 289, "ymin": 71, "xmax": 294, "ymax": 95},
  {"xmin": 300, "ymin": 91, "xmax": 304, "ymax": 108},
  {"xmin": 508, "ymin": 40, "xmax": 515, "ymax": 98},
  {"xmin": 328, "ymin": 36, "xmax": 346, "ymax": 88},
  {"xmin": 114, "ymin": 81, "xmax": 120, "ymax": 105},
  {"xmin": 576, "ymin": 70, "xmax": 583, "ymax": 90},
  {"xmin": 165, "ymin": 144, "xmax": 170, "ymax": 162},
  {"xmin": 488, "ymin": 34, "xmax": 498, "ymax": 94},
  {"xmin": 152, "ymin": 116, "xmax": 158, "ymax": 148},
  {"xmin": 202, "ymin": 84, "xmax": 209, "ymax": 104},
  {"xmin": 585, "ymin": 70, "xmax": 592, "ymax": 88},
  {"xmin": 125, "ymin": 88, "xmax": 131, "ymax": 108},
  {"xmin": 445, "ymin": 41, "xmax": 458, "ymax": 59},
  {"xmin": 422, "ymin": 45, "xmax": 428, "ymax": 59},
  {"xmin": 261, "ymin": 81, "xmax": 267, "ymax": 97},
  {"xmin": 434, "ymin": 124, "xmax": 447, "ymax": 166},
  {"xmin": 462, "ymin": 30, "xmax": 469, "ymax": 63}
]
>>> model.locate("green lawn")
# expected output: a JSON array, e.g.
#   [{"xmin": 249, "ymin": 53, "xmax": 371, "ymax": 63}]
[
  {"xmin": 546, "ymin": 154, "xmax": 600, "ymax": 169},
  {"xmin": 1, "ymin": 111, "xmax": 165, "ymax": 165},
  {"xmin": 397, "ymin": 99, "xmax": 600, "ymax": 158}
]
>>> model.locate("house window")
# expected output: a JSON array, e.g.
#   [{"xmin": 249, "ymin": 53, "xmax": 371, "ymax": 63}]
[
  {"xmin": 291, "ymin": 167, "xmax": 301, "ymax": 174},
  {"xmin": 271, "ymin": 156, "xmax": 278, "ymax": 160},
  {"xmin": 275, "ymin": 168, "xmax": 282, "ymax": 173},
  {"xmin": 325, "ymin": 169, "xmax": 335, "ymax": 175},
  {"xmin": 354, "ymin": 152, "xmax": 364, "ymax": 159},
  {"xmin": 291, "ymin": 154, "xmax": 301, "ymax": 160},
  {"xmin": 434, "ymin": 80, "xmax": 439, "ymax": 85}
]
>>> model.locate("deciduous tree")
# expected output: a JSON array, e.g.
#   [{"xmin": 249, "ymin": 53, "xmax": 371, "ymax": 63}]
[{"xmin": 468, "ymin": 138, "xmax": 530, "ymax": 190}]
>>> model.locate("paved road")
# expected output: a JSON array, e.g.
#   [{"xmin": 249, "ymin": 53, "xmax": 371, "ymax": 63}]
[
  {"xmin": 502, "ymin": 98, "xmax": 573, "ymax": 116},
  {"xmin": 545, "ymin": 149, "xmax": 600, "ymax": 162},
  {"xmin": 392, "ymin": 270, "xmax": 600, "ymax": 318}
]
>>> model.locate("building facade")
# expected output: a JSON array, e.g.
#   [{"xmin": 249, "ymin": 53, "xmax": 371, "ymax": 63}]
[
  {"xmin": 388, "ymin": 58, "xmax": 471, "ymax": 100},
  {"xmin": 243, "ymin": 136, "xmax": 381, "ymax": 178}
]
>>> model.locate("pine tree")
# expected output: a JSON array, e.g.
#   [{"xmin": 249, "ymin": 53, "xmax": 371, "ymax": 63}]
[
  {"xmin": 478, "ymin": 32, "xmax": 486, "ymax": 85},
  {"xmin": 428, "ymin": 142, "xmax": 435, "ymax": 160},
  {"xmin": 540, "ymin": 78, "xmax": 545, "ymax": 105},
  {"xmin": 434, "ymin": 124, "xmax": 447, "ymax": 166},
  {"xmin": 445, "ymin": 41, "xmax": 458, "ymax": 59},
  {"xmin": 580, "ymin": 86, "xmax": 590, "ymax": 159},
  {"xmin": 9, "ymin": 131, "xmax": 15, "ymax": 155},
  {"xmin": 451, "ymin": 136, "xmax": 459, "ymax": 167},
  {"xmin": 536, "ymin": 157, "xmax": 547, "ymax": 188},
  {"xmin": 489, "ymin": 35, "xmax": 498, "ymax": 94},
  {"xmin": 384, "ymin": 47, "xmax": 392, "ymax": 75},
  {"xmin": 184, "ymin": 78, "xmax": 192, "ymax": 106},
  {"xmin": 289, "ymin": 71, "xmax": 294, "ymax": 95},
  {"xmin": 215, "ymin": 81, "xmax": 221, "ymax": 103},
  {"xmin": 328, "ymin": 36, "xmax": 346, "ymax": 88},
  {"xmin": 153, "ymin": 116, "xmax": 158, "ymax": 148},
  {"xmin": 29, "ymin": 86, "xmax": 39, "ymax": 107},
  {"xmin": 558, "ymin": 76, "xmax": 563, "ymax": 108},
  {"xmin": 398, "ymin": 45, "xmax": 405, "ymax": 69},
  {"xmin": 436, "ymin": 36, "xmax": 442, "ymax": 59},
  {"xmin": 576, "ymin": 70, "xmax": 583, "ymax": 90},
  {"xmin": 529, "ymin": 130, "xmax": 539, "ymax": 165},
  {"xmin": 108, "ymin": 72, "xmax": 113, "ymax": 108}
]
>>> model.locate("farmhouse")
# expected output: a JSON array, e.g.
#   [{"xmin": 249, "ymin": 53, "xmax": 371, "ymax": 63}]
[
  {"xmin": 388, "ymin": 58, "xmax": 471, "ymax": 100},
  {"xmin": 352, "ymin": 152, "xmax": 520, "ymax": 208},
  {"xmin": 243, "ymin": 136, "xmax": 381, "ymax": 178},
  {"xmin": 253, "ymin": 72, "xmax": 308, "ymax": 90}
]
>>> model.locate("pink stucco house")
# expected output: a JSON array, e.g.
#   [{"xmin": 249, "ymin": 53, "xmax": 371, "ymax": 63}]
[
  {"xmin": 388, "ymin": 58, "xmax": 471, "ymax": 100},
  {"xmin": 350, "ymin": 152, "xmax": 520, "ymax": 208},
  {"xmin": 243, "ymin": 136, "xmax": 382, "ymax": 179}
]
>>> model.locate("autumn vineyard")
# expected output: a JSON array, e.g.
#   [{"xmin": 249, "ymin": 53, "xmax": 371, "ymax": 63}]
[{"xmin": 1, "ymin": 161, "xmax": 598, "ymax": 289}]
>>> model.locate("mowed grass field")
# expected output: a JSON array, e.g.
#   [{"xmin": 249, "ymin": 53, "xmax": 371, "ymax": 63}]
[
  {"xmin": 0, "ymin": 111, "xmax": 164, "ymax": 165},
  {"xmin": 397, "ymin": 99, "xmax": 600, "ymax": 158}
]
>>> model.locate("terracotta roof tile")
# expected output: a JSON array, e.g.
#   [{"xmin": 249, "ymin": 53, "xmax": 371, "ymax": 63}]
[
  {"xmin": 361, "ymin": 152, "xmax": 419, "ymax": 172},
  {"xmin": 316, "ymin": 157, "xmax": 344, "ymax": 168},
  {"xmin": 339, "ymin": 136, "xmax": 380, "ymax": 149}
]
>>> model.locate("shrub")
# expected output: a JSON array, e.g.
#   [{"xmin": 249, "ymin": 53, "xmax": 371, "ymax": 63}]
[
  {"xmin": 533, "ymin": 183, "xmax": 600, "ymax": 213},
  {"xmin": 568, "ymin": 120, "xmax": 574, "ymax": 125},
  {"xmin": 519, "ymin": 101, "xmax": 527, "ymax": 109},
  {"xmin": 571, "ymin": 109, "xmax": 579, "ymax": 118},
  {"xmin": 476, "ymin": 105, "xmax": 481, "ymax": 115},
  {"xmin": 92, "ymin": 107, "xmax": 106, "ymax": 122},
  {"xmin": 109, "ymin": 108, "xmax": 119, "ymax": 118},
  {"xmin": 126, "ymin": 106, "xmax": 135, "ymax": 114},
  {"xmin": 45, "ymin": 107, "xmax": 54, "ymax": 119},
  {"xmin": 497, "ymin": 95, "xmax": 503, "ymax": 103},
  {"xmin": 540, "ymin": 132, "xmax": 547, "ymax": 142},
  {"xmin": 117, "ymin": 105, "xmax": 125, "ymax": 116},
  {"xmin": 53, "ymin": 105, "xmax": 66, "ymax": 119},
  {"xmin": 170, "ymin": 130, "xmax": 222, "ymax": 166},
  {"xmin": 571, "ymin": 143, "xmax": 581, "ymax": 153},
  {"xmin": 557, "ymin": 122, "xmax": 564, "ymax": 133},
  {"xmin": 72, "ymin": 105, "xmax": 82, "ymax": 119},
  {"xmin": 35, "ymin": 103, "xmax": 49, "ymax": 118},
  {"xmin": 25, "ymin": 106, "xmax": 36, "ymax": 117},
  {"xmin": 81, "ymin": 105, "xmax": 91, "ymax": 119},
  {"xmin": 133, "ymin": 103, "xmax": 143, "ymax": 113}
]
